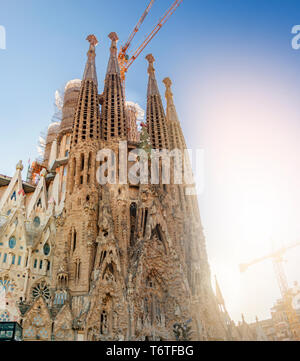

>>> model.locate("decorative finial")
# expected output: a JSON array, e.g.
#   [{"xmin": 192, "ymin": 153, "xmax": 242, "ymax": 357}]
[
  {"xmin": 163, "ymin": 77, "xmax": 172, "ymax": 89},
  {"xmin": 86, "ymin": 34, "xmax": 99, "ymax": 47},
  {"xmin": 108, "ymin": 32, "xmax": 119, "ymax": 57},
  {"xmin": 163, "ymin": 77, "xmax": 174, "ymax": 103},
  {"xmin": 16, "ymin": 160, "xmax": 23, "ymax": 171},
  {"xmin": 40, "ymin": 168, "xmax": 47, "ymax": 178},
  {"xmin": 108, "ymin": 32, "xmax": 119, "ymax": 43},
  {"xmin": 146, "ymin": 54, "xmax": 155, "ymax": 75}
]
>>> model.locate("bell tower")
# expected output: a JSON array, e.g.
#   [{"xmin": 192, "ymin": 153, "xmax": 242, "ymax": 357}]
[{"xmin": 54, "ymin": 35, "xmax": 101, "ymax": 295}]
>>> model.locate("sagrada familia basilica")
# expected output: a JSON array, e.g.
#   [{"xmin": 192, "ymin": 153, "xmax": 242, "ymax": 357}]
[{"xmin": 0, "ymin": 33, "xmax": 251, "ymax": 341}]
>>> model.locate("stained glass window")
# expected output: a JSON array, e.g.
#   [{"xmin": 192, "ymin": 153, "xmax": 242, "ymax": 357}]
[
  {"xmin": 8, "ymin": 237, "xmax": 16, "ymax": 249},
  {"xmin": 33, "ymin": 216, "xmax": 40, "ymax": 227},
  {"xmin": 32, "ymin": 281, "xmax": 50, "ymax": 301},
  {"xmin": 43, "ymin": 243, "xmax": 50, "ymax": 256}
]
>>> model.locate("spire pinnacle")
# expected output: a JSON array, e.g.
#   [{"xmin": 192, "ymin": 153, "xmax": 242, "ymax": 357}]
[
  {"xmin": 83, "ymin": 34, "xmax": 98, "ymax": 85},
  {"xmin": 146, "ymin": 54, "xmax": 155, "ymax": 75},
  {"xmin": 146, "ymin": 54, "xmax": 159, "ymax": 97},
  {"xmin": 106, "ymin": 32, "xmax": 120, "ymax": 75},
  {"xmin": 16, "ymin": 160, "xmax": 23, "ymax": 171},
  {"xmin": 145, "ymin": 54, "xmax": 169, "ymax": 149},
  {"xmin": 163, "ymin": 77, "xmax": 175, "ymax": 106},
  {"xmin": 163, "ymin": 77, "xmax": 172, "ymax": 89}
]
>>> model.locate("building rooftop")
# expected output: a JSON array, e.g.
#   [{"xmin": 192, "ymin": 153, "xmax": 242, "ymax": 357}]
[{"xmin": 0, "ymin": 175, "xmax": 36, "ymax": 193}]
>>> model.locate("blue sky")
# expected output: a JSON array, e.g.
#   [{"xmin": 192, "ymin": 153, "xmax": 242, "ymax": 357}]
[{"xmin": 1, "ymin": 0, "xmax": 300, "ymax": 323}]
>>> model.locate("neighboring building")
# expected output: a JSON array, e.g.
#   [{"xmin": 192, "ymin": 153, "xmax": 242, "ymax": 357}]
[
  {"xmin": 0, "ymin": 33, "xmax": 230, "ymax": 341},
  {"xmin": 247, "ymin": 283, "xmax": 300, "ymax": 341}
]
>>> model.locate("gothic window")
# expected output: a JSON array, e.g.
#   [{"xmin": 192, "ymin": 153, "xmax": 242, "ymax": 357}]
[
  {"xmin": 102, "ymin": 263, "xmax": 115, "ymax": 282},
  {"xmin": 143, "ymin": 208, "xmax": 148, "ymax": 238},
  {"xmin": 80, "ymin": 154, "xmax": 84, "ymax": 171},
  {"xmin": 78, "ymin": 262, "xmax": 81, "ymax": 280},
  {"xmin": 32, "ymin": 281, "xmax": 50, "ymax": 301},
  {"xmin": 99, "ymin": 251, "xmax": 107, "ymax": 267},
  {"xmin": 100, "ymin": 310, "xmax": 108, "ymax": 335},
  {"xmin": 33, "ymin": 216, "xmax": 40, "ymax": 227},
  {"xmin": 143, "ymin": 272, "xmax": 165, "ymax": 327},
  {"xmin": 10, "ymin": 191, "xmax": 16, "ymax": 201},
  {"xmin": 39, "ymin": 260, "xmax": 43, "ymax": 270},
  {"xmin": 8, "ymin": 237, "xmax": 16, "ymax": 249},
  {"xmin": 37, "ymin": 198, "xmax": 42, "ymax": 208},
  {"xmin": 3, "ymin": 253, "xmax": 7, "ymax": 263},
  {"xmin": 11, "ymin": 254, "xmax": 15, "ymax": 265},
  {"xmin": 151, "ymin": 225, "xmax": 167, "ymax": 254},
  {"xmin": 73, "ymin": 230, "xmax": 77, "ymax": 252},
  {"xmin": 156, "ymin": 225, "xmax": 164, "ymax": 243},
  {"xmin": 130, "ymin": 203, "xmax": 137, "ymax": 246},
  {"xmin": 43, "ymin": 243, "xmax": 50, "ymax": 256},
  {"xmin": 17, "ymin": 256, "xmax": 21, "ymax": 266},
  {"xmin": 75, "ymin": 259, "xmax": 81, "ymax": 282},
  {"xmin": 88, "ymin": 152, "xmax": 92, "ymax": 169}
]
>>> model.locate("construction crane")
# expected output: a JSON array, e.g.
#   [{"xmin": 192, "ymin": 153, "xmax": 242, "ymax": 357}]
[
  {"xmin": 118, "ymin": 0, "xmax": 155, "ymax": 69},
  {"xmin": 240, "ymin": 241, "xmax": 300, "ymax": 340},
  {"xmin": 118, "ymin": 0, "xmax": 183, "ymax": 88}
]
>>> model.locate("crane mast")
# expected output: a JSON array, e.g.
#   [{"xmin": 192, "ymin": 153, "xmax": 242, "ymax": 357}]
[
  {"xmin": 119, "ymin": 0, "xmax": 155, "ymax": 56},
  {"xmin": 118, "ymin": 0, "xmax": 183, "ymax": 89},
  {"xmin": 240, "ymin": 241, "xmax": 300, "ymax": 340}
]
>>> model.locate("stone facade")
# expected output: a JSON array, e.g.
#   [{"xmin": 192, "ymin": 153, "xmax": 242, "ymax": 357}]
[{"xmin": 0, "ymin": 33, "xmax": 230, "ymax": 341}]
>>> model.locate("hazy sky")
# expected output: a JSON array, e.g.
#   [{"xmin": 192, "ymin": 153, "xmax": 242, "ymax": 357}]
[{"xmin": 1, "ymin": 0, "xmax": 300, "ymax": 323}]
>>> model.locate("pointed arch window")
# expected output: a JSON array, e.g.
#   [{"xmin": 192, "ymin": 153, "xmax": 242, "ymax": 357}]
[
  {"xmin": 10, "ymin": 191, "xmax": 16, "ymax": 201},
  {"xmin": 72, "ymin": 230, "xmax": 77, "ymax": 252},
  {"xmin": 9, "ymin": 237, "xmax": 16, "ymax": 249},
  {"xmin": 130, "ymin": 202, "xmax": 137, "ymax": 246},
  {"xmin": 100, "ymin": 310, "xmax": 108, "ymax": 335},
  {"xmin": 33, "ymin": 217, "xmax": 40, "ymax": 228},
  {"xmin": 143, "ymin": 208, "xmax": 148, "ymax": 237}
]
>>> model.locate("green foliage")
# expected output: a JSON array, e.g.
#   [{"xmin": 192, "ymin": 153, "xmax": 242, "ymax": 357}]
[{"xmin": 139, "ymin": 124, "xmax": 152, "ymax": 156}]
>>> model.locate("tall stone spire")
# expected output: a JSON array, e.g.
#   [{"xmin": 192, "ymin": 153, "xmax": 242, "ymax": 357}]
[
  {"xmin": 145, "ymin": 54, "xmax": 169, "ymax": 150},
  {"xmin": 163, "ymin": 77, "xmax": 186, "ymax": 150},
  {"xmin": 101, "ymin": 32, "xmax": 127, "ymax": 141},
  {"xmin": 83, "ymin": 34, "xmax": 98, "ymax": 86},
  {"xmin": 72, "ymin": 35, "xmax": 101, "ymax": 146},
  {"xmin": 59, "ymin": 35, "xmax": 101, "ymax": 295}
]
